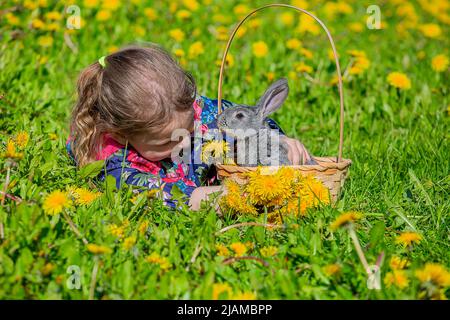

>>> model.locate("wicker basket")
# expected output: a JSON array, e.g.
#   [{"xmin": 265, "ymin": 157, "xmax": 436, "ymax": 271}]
[{"xmin": 215, "ymin": 3, "xmax": 352, "ymax": 203}]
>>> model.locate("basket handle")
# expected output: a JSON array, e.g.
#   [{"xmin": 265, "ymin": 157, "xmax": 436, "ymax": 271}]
[{"xmin": 217, "ymin": 3, "xmax": 345, "ymax": 163}]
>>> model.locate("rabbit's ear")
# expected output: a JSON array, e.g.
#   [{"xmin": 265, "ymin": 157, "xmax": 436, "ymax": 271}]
[{"xmin": 256, "ymin": 78, "xmax": 289, "ymax": 119}]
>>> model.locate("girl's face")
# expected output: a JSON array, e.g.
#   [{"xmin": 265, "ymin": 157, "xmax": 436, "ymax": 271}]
[{"xmin": 115, "ymin": 113, "xmax": 194, "ymax": 162}]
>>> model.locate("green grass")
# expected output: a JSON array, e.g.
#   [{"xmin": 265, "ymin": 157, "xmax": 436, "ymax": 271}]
[{"xmin": 0, "ymin": 0, "xmax": 449, "ymax": 299}]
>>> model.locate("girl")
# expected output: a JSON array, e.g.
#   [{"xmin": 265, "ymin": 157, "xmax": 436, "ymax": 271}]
[{"xmin": 66, "ymin": 44, "xmax": 312, "ymax": 211}]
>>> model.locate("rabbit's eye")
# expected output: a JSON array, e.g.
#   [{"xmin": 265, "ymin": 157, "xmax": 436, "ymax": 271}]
[{"xmin": 235, "ymin": 112, "xmax": 244, "ymax": 119}]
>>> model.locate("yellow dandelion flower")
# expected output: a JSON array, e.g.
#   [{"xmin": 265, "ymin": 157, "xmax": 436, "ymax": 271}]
[
  {"xmin": 188, "ymin": 41, "xmax": 204, "ymax": 58},
  {"xmin": 123, "ymin": 236, "xmax": 136, "ymax": 250},
  {"xmin": 83, "ymin": 0, "xmax": 99, "ymax": 8},
  {"xmin": 138, "ymin": 221, "xmax": 149, "ymax": 236},
  {"xmin": 252, "ymin": 41, "xmax": 268, "ymax": 58},
  {"xmin": 176, "ymin": 9, "xmax": 192, "ymax": 19},
  {"xmin": 24, "ymin": 0, "xmax": 38, "ymax": 10},
  {"xmin": 2, "ymin": 139, "xmax": 23, "ymax": 160},
  {"xmin": 266, "ymin": 72, "xmax": 275, "ymax": 82},
  {"xmin": 213, "ymin": 13, "xmax": 231, "ymax": 24},
  {"xmin": 431, "ymin": 54, "xmax": 449, "ymax": 72},
  {"xmin": 40, "ymin": 263, "xmax": 55, "ymax": 276},
  {"xmin": 169, "ymin": 2, "xmax": 177, "ymax": 13},
  {"xmin": 233, "ymin": 4, "xmax": 249, "ymax": 16},
  {"xmin": 323, "ymin": 263, "xmax": 341, "ymax": 276},
  {"xmin": 32, "ymin": 19, "xmax": 45, "ymax": 29},
  {"xmin": 107, "ymin": 45, "xmax": 118, "ymax": 54},
  {"xmin": 232, "ymin": 291, "xmax": 256, "ymax": 300},
  {"xmin": 173, "ymin": 48, "xmax": 185, "ymax": 57},
  {"xmin": 5, "ymin": 13, "xmax": 20, "ymax": 26},
  {"xmin": 72, "ymin": 187, "xmax": 101, "ymax": 205},
  {"xmin": 236, "ymin": 25, "xmax": 247, "ymax": 38},
  {"xmin": 279, "ymin": 196, "xmax": 308, "ymax": 216},
  {"xmin": 108, "ymin": 223, "xmax": 126, "ymax": 238},
  {"xmin": 201, "ymin": 140, "xmax": 229, "ymax": 163},
  {"xmin": 169, "ymin": 28, "xmax": 185, "ymax": 42},
  {"xmin": 349, "ymin": 56, "xmax": 371, "ymax": 75},
  {"xmin": 48, "ymin": 133, "xmax": 58, "ymax": 140},
  {"xmin": 146, "ymin": 253, "xmax": 171, "ymax": 271},
  {"xmin": 219, "ymin": 190, "xmax": 258, "ymax": 216},
  {"xmin": 294, "ymin": 62, "xmax": 313, "ymax": 74},
  {"xmin": 215, "ymin": 244, "xmax": 230, "ymax": 257},
  {"xmin": 45, "ymin": 11, "xmax": 63, "ymax": 21},
  {"xmin": 215, "ymin": 53, "xmax": 234, "ymax": 68},
  {"xmin": 244, "ymin": 241, "xmax": 254, "ymax": 250},
  {"xmin": 102, "ymin": 0, "xmax": 121, "ymax": 10},
  {"xmin": 286, "ymin": 38, "xmax": 302, "ymax": 50},
  {"xmin": 43, "ymin": 190, "xmax": 72, "ymax": 215},
  {"xmin": 300, "ymin": 48, "xmax": 313, "ymax": 59},
  {"xmin": 38, "ymin": 35, "xmax": 54, "ymax": 47},
  {"xmin": 230, "ymin": 242, "xmax": 247, "ymax": 257},
  {"xmin": 280, "ymin": 12, "xmax": 294, "ymax": 26},
  {"xmin": 395, "ymin": 232, "xmax": 422, "ymax": 247},
  {"xmin": 182, "ymin": 0, "xmax": 199, "ymax": 11},
  {"xmin": 245, "ymin": 168, "xmax": 292, "ymax": 205},
  {"xmin": 347, "ymin": 49, "xmax": 367, "ymax": 58},
  {"xmin": 291, "ymin": 0, "xmax": 309, "ymax": 9},
  {"xmin": 96, "ymin": 10, "xmax": 111, "ymax": 21},
  {"xmin": 213, "ymin": 26, "xmax": 229, "ymax": 41},
  {"xmin": 288, "ymin": 71, "xmax": 297, "ymax": 80},
  {"xmin": 384, "ymin": 270, "xmax": 409, "ymax": 289},
  {"xmin": 300, "ymin": 175, "xmax": 330, "ymax": 205},
  {"xmin": 390, "ymin": 256, "xmax": 410, "ymax": 270},
  {"xmin": 144, "ymin": 8, "xmax": 157, "ymax": 21},
  {"xmin": 416, "ymin": 263, "xmax": 450, "ymax": 288},
  {"xmin": 297, "ymin": 14, "xmax": 320, "ymax": 35},
  {"xmin": 45, "ymin": 22, "xmax": 60, "ymax": 32},
  {"xmin": 387, "ymin": 72, "xmax": 411, "ymax": 90},
  {"xmin": 348, "ymin": 22, "xmax": 363, "ymax": 33},
  {"xmin": 419, "ymin": 23, "xmax": 442, "ymax": 38},
  {"xmin": 328, "ymin": 49, "xmax": 337, "ymax": 61},
  {"xmin": 86, "ymin": 244, "xmax": 112, "ymax": 255},
  {"xmin": 260, "ymin": 246, "xmax": 278, "ymax": 257},
  {"xmin": 133, "ymin": 25, "xmax": 145, "ymax": 37},
  {"xmin": 349, "ymin": 66, "xmax": 364, "ymax": 75},
  {"xmin": 330, "ymin": 211, "xmax": 362, "ymax": 230},
  {"xmin": 212, "ymin": 283, "xmax": 233, "ymax": 300}
]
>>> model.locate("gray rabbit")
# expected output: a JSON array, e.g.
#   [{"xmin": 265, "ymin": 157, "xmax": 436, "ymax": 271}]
[{"xmin": 217, "ymin": 78, "xmax": 317, "ymax": 166}]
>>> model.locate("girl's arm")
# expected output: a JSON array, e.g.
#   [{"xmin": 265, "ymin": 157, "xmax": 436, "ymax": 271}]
[{"xmin": 188, "ymin": 185, "xmax": 227, "ymax": 212}]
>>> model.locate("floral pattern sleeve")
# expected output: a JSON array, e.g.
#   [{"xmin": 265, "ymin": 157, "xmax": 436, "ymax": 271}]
[{"xmin": 66, "ymin": 94, "xmax": 286, "ymax": 210}]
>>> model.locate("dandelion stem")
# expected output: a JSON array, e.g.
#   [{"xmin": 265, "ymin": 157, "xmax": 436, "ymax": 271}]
[
  {"xmin": 88, "ymin": 257, "xmax": 99, "ymax": 300},
  {"xmin": 0, "ymin": 164, "xmax": 11, "ymax": 239},
  {"xmin": 0, "ymin": 191, "xmax": 22, "ymax": 203},
  {"xmin": 222, "ymin": 256, "xmax": 269, "ymax": 267},
  {"xmin": 62, "ymin": 210, "xmax": 89, "ymax": 245},
  {"xmin": 185, "ymin": 244, "xmax": 203, "ymax": 271},
  {"xmin": 348, "ymin": 225, "xmax": 370, "ymax": 273},
  {"xmin": 1, "ymin": 165, "xmax": 11, "ymax": 206},
  {"xmin": 217, "ymin": 222, "xmax": 283, "ymax": 234}
]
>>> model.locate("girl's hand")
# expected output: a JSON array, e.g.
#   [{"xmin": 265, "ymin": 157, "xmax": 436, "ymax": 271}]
[
  {"xmin": 188, "ymin": 185, "xmax": 227, "ymax": 212},
  {"xmin": 280, "ymin": 136, "xmax": 313, "ymax": 165}
]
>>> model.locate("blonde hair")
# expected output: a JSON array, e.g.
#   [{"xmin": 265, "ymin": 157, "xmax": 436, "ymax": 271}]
[{"xmin": 69, "ymin": 43, "xmax": 196, "ymax": 167}]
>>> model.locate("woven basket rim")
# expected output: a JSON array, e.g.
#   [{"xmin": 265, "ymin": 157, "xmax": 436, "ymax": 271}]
[{"xmin": 216, "ymin": 156, "xmax": 352, "ymax": 172}]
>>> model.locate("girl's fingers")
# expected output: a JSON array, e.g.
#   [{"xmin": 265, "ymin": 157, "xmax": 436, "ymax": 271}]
[
  {"xmin": 292, "ymin": 140, "xmax": 304, "ymax": 164},
  {"xmin": 296, "ymin": 140, "xmax": 309, "ymax": 164},
  {"xmin": 287, "ymin": 139, "xmax": 300, "ymax": 165}
]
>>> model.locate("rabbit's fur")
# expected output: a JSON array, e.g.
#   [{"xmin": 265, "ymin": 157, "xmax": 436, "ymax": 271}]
[{"xmin": 217, "ymin": 78, "xmax": 316, "ymax": 166}]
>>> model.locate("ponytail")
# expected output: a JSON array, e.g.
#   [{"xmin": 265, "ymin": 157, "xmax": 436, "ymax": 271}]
[{"xmin": 70, "ymin": 61, "xmax": 104, "ymax": 167}]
